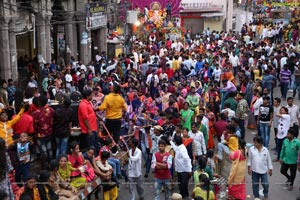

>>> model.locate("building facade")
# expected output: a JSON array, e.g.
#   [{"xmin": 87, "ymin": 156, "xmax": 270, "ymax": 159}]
[
  {"xmin": 0, "ymin": 0, "xmax": 107, "ymax": 80},
  {"xmin": 180, "ymin": 0, "xmax": 233, "ymax": 34}
]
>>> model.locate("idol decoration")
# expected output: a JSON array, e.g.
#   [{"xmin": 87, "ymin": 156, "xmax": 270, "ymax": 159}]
[
  {"xmin": 147, "ymin": 2, "xmax": 167, "ymax": 28},
  {"xmin": 119, "ymin": 0, "xmax": 183, "ymax": 27}
]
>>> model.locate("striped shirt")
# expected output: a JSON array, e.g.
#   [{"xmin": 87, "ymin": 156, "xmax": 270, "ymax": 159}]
[{"xmin": 280, "ymin": 69, "xmax": 291, "ymax": 83}]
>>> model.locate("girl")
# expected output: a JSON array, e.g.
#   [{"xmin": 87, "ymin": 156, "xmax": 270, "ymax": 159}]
[
  {"xmin": 192, "ymin": 174, "xmax": 215, "ymax": 200},
  {"xmin": 58, "ymin": 154, "xmax": 86, "ymax": 189},
  {"xmin": 67, "ymin": 142, "xmax": 95, "ymax": 183},
  {"xmin": 16, "ymin": 174, "xmax": 40, "ymax": 200},
  {"xmin": 49, "ymin": 159, "xmax": 80, "ymax": 200},
  {"xmin": 37, "ymin": 171, "xmax": 59, "ymax": 200}
]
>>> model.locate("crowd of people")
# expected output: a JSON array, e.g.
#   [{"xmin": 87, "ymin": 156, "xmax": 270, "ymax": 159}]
[{"xmin": 0, "ymin": 17, "xmax": 300, "ymax": 200}]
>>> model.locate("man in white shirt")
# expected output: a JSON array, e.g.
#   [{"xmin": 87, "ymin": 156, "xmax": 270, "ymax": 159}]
[
  {"xmin": 229, "ymin": 53, "xmax": 240, "ymax": 76},
  {"xmin": 286, "ymin": 97, "xmax": 300, "ymax": 138},
  {"xmin": 171, "ymin": 40, "xmax": 177, "ymax": 50},
  {"xmin": 275, "ymin": 106, "xmax": 291, "ymax": 161},
  {"xmin": 170, "ymin": 135, "xmax": 192, "ymax": 199},
  {"xmin": 95, "ymin": 52, "xmax": 102, "ymax": 63},
  {"xmin": 212, "ymin": 64, "xmax": 222, "ymax": 83},
  {"xmin": 222, "ymin": 103, "xmax": 236, "ymax": 120},
  {"xmin": 188, "ymin": 122, "xmax": 206, "ymax": 160},
  {"xmin": 251, "ymin": 24, "xmax": 257, "ymax": 38},
  {"xmin": 146, "ymin": 70, "xmax": 159, "ymax": 86},
  {"xmin": 65, "ymin": 71, "xmax": 73, "ymax": 89},
  {"xmin": 176, "ymin": 41, "xmax": 183, "ymax": 52},
  {"xmin": 78, "ymin": 61, "xmax": 87, "ymax": 72},
  {"xmin": 128, "ymin": 138, "xmax": 144, "ymax": 200},
  {"xmin": 248, "ymin": 136, "xmax": 273, "ymax": 200},
  {"xmin": 280, "ymin": 53, "xmax": 288, "ymax": 70}
]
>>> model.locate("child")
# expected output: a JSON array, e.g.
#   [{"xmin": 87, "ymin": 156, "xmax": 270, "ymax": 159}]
[
  {"xmin": 191, "ymin": 174, "xmax": 215, "ymax": 200},
  {"xmin": 58, "ymin": 154, "xmax": 86, "ymax": 189},
  {"xmin": 16, "ymin": 174, "xmax": 40, "ymax": 200},
  {"xmin": 99, "ymin": 138, "xmax": 123, "ymax": 180},
  {"xmin": 9, "ymin": 132, "xmax": 33, "ymax": 187},
  {"xmin": 96, "ymin": 151, "xmax": 118, "ymax": 200},
  {"xmin": 206, "ymin": 150, "xmax": 216, "ymax": 174},
  {"xmin": 48, "ymin": 159, "xmax": 80, "ymax": 200},
  {"xmin": 37, "ymin": 171, "xmax": 59, "ymax": 200},
  {"xmin": 83, "ymin": 146, "xmax": 107, "ymax": 180}
]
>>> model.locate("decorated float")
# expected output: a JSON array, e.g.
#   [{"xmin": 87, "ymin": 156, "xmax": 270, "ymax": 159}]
[{"xmin": 118, "ymin": 0, "xmax": 185, "ymax": 42}]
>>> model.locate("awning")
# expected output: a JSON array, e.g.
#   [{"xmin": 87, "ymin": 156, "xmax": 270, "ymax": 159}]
[{"xmin": 201, "ymin": 13, "xmax": 224, "ymax": 17}]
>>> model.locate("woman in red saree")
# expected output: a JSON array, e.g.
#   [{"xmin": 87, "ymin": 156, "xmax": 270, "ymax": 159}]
[
  {"xmin": 206, "ymin": 105, "xmax": 215, "ymax": 149},
  {"xmin": 67, "ymin": 141, "xmax": 95, "ymax": 183},
  {"xmin": 228, "ymin": 139, "xmax": 247, "ymax": 200}
]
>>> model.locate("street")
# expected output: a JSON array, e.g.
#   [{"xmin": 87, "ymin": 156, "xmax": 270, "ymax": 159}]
[{"xmin": 117, "ymin": 86, "xmax": 300, "ymax": 200}]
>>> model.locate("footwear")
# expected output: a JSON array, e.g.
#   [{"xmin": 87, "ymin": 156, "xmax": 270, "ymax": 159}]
[
  {"xmin": 144, "ymin": 174, "xmax": 148, "ymax": 178},
  {"xmin": 287, "ymin": 186, "xmax": 293, "ymax": 191},
  {"xmin": 117, "ymin": 174, "xmax": 123, "ymax": 179},
  {"xmin": 272, "ymin": 159, "xmax": 279, "ymax": 162}
]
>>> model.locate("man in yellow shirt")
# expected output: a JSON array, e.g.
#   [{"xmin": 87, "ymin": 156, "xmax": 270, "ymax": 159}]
[
  {"xmin": 96, "ymin": 82, "xmax": 126, "ymax": 150},
  {"xmin": 216, "ymin": 124, "xmax": 238, "ymax": 161},
  {"xmin": 172, "ymin": 55, "xmax": 180, "ymax": 71}
]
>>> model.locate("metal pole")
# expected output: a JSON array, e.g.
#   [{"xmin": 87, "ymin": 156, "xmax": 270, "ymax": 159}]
[{"xmin": 32, "ymin": 14, "xmax": 36, "ymax": 49}]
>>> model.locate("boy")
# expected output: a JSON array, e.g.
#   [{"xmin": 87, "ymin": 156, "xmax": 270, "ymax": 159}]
[
  {"xmin": 144, "ymin": 125, "xmax": 163, "ymax": 178},
  {"xmin": 99, "ymin": 138, "xmax": 123, "ymax": 180},
  {"xmin": 10, "ymin": 132, "xmax": 33, "ymax": 187},
  {"xmin": 151, "ymin": 140, "xmax": 172, "ymax": 200},
  {"xmin": 96, "ymin": 151, "xmax": 118, "ymax": 200}
]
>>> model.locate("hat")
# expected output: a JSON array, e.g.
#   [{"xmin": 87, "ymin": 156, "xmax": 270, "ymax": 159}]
[
  {"xmin": 154, "ymin": 125, "xmax": 163, "ymax": 131},
  {"xmin": 171, "ymin": 193, "xmax": 182, "ymax": 200}
]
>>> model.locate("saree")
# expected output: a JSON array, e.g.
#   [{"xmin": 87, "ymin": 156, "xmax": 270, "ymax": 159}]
[
  {"xmin": 207, "ymin": 112, "xmax": 215, "ymax": 149},
  {"xmin": 228, "ymin": 150, "xmax": 246, "ymax": 200},
  {"xmin": 248, "ymin": 95, "xmax": 258, "ymax": 130}
]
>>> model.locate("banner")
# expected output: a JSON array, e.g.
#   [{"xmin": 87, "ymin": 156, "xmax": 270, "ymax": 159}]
[{"xmin": 86, "ymin": 3, "xmax": 107, "ymax": 30}]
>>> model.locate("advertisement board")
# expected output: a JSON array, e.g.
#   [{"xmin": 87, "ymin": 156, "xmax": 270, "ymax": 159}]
[{"xmin": 86, "ymin": 3, "xmax": 107, "ymax": 30}]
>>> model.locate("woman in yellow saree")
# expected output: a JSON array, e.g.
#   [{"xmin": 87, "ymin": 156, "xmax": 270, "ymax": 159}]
[{"xmin": 227, "ymin": 139, "xmax": 247, "ymax": 200}]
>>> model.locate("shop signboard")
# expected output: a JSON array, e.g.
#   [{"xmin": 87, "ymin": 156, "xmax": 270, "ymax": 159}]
[{"xmin": 86, "ymin": 3, "xmax": 107, "ymax": 30}]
